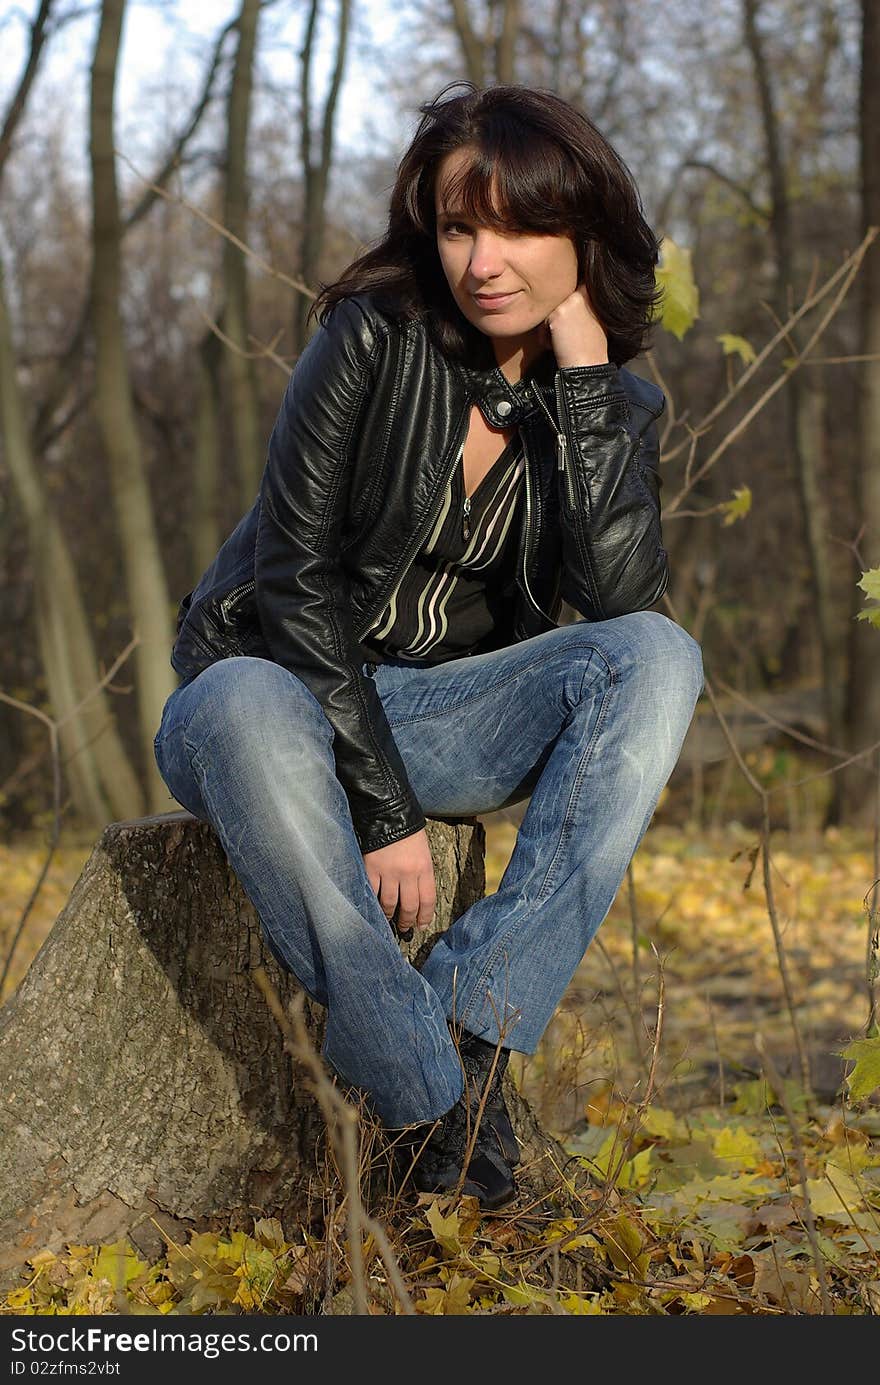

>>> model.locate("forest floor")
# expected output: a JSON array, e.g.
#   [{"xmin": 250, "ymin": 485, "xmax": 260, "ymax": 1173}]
[{"xmin": 1, "ymin": 815, "xmax": 878, "ymax": 1315}]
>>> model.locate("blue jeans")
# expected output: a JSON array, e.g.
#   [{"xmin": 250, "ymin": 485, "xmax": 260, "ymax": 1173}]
[{"xmin": 153, "ymin": 611, "xmax": 703, "ymax": 1128}]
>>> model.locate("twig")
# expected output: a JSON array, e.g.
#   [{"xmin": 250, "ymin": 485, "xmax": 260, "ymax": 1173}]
[
  {"xmin": 705, "ymin": 992, "xmax": 725, "ymax": 1110},
  {"xmin": 626, "ymin": 861, "xmax": 643, "ymax": 1043},
  {"xmin": 866, "ymin": 748, "xmax": 880, "ymax": 1034},
  {"xmin": 754, "ymin": 1032, "xmax": 833, "ymax": 1315},
  {"xmin": 593, "ymin": 936, "xmax": 648, "ymax": 1076},
  {"xmin": 0, "ymin": 705, "xmax": 62, "ymax": 997},
  {"xmin": 661, "ymin": 229, "xmax": 877, "ymax": 501},
  {"xmin": 0, "ymin": 637, "xmax": 139, "ymax": 995},
  {"xmin": 663, "ymin": 591, "xmax": 813, "ymax": 1104},
  {"xmin": 251, "ymin": 967, "xmax": 414, "ymax": 1316},
  {"xmin": 759, "ymin": 800, "xmax": 813, "ymax": 1100},
  {"xmin": 117, "ymin": 149, "xmax": 316, "ymax": 301},
  {"xmin": 524, "ymin": 950, "xmax": 667, "ymax": 1276},
  {"xmin": 191, "ymin": 301, "xmax": 293, "ymax": 375}
]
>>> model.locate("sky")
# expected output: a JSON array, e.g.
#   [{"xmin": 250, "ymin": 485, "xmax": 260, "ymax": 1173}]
[{"xmin": 1, "ymin": 0, "xmax": 403, "ymax": 203}]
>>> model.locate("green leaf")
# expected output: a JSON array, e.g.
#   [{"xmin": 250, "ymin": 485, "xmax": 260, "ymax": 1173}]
[
  {"xmin": 717, "ymin": 333, "xmax": 756, "ymax": 365},
  {"xmin": 856, "ymin": 568, "xmax": 880, "ymax": 629},
  {"xmin": 857, "ymin": 568, "xmax": 880, "ymax": 601},
  {"xmin": 839, "ymin": 1037, "xmax": 880, "ymax": 1100},
  {"xmin": 720, "ymin": 485, "xmax": 752, "ymax": 526},
  {"xmin": 655, "ymin": 237, "xmax": 700, "ymax": 340}
]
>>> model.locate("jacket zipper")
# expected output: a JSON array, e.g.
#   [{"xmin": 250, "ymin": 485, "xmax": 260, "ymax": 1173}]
[
  {"xmin": 555, "ymin": 374, "xmax": 581, "ymax": 512},
  {"xmin": 462, "ymin": 494, "xmax": 471, "ymax": 542},
  {"xmin": 518, "ymin": 429, "xmax": 557, "ymax": 625},
  {"xmin": 532, "ymin": 379, "xmax": 579, "ymax": 512},
  {"xmin": 219, "ymin": 579, "xmax": 256, "ymax": 622},
  {"xmin": 354, "ymin": 423, "xmax": 471, "ymax": 642}
]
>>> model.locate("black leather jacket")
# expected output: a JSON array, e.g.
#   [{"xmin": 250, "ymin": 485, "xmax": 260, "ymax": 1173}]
[{"xmin": 170, "ymin": 292, "xmax": 668, "ymax": 855}]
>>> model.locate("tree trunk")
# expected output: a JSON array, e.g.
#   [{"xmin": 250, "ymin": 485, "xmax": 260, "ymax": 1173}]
[
  {"xmin": 0, "ymin": 813, "xmax": 564, "ymax": 1291},
  {"xmin": 448, "ymin": 0, "xmax": 520, "ymax": 87},
  {"xmin": 743, "ymin": 0, "xmax": 843, "ymax": 815},
  {"xmin": 89, "ymin": 0, "xmax": 175, "ymax": 811},
  {"xmin": 223, "ymin": 0, "xmax": 263, "ymax": 513},
  {"xmin": 449, "ymin": 0, "xmax": 486, "ymax": 86},
  {"xmin": 0, "ymin": 256, "xmax": 145, "ymax": 828},
  {"xmin": 192, "ymin": 328, "xmax": 223, "ymax": 579},
  {"xmin": 840, "ymin": 0, "xmax": 880, "ymax": 825},
  {"xmin": 494, "ymin": 0, "xmax": 519, "ymax": 83},
  {"xmin": 292, "ymin": 0, "xmax": 351, "ymax": 356}
]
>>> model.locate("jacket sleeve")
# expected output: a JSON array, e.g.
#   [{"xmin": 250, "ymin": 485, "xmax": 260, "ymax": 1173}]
[
  {"xmin": 254, "ymin": 298, "xmax": 427, "ymax": 856},
  {"xmin": 554, "ymin": 363, "xmax": 669, "ymax": 620}
]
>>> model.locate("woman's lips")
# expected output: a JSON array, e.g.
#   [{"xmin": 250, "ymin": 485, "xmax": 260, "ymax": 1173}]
[{"xmin": 473, "ymin": 290, "xmax": 520, "ymax": 308}]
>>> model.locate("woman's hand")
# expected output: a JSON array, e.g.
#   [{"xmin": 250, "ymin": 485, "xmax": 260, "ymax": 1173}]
[
  {"xmin": 538, "ymin": 282, "xmax": 609, "ymax": 369},
  {"xmin": 362, "ymin": 827, "xmax": 437, "ymax": 936}
]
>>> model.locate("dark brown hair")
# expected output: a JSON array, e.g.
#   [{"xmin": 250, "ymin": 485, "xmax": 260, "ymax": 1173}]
[{"xmin": 310, "ymin": 81, "xmax": 663, "ymax": 367}]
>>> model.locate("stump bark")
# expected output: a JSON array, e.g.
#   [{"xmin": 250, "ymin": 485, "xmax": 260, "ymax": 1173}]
[{"xmin": 0, "ymin": 811, "xmax": 567, "ymax": 1288}]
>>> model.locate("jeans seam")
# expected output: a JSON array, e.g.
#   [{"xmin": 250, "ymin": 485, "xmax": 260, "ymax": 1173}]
[
  {"xmin": 382, "ymin": 635, "xmax": 616, "ymax": 729},
  {"xmin": 457, "ymin": 661, "xmax": 617, "ymax": 1032}
]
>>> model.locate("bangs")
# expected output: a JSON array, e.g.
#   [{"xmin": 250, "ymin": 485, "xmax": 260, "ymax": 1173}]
[
  {"xmin": 433, "ymin": 133, "xmax": 587, "ymax": 236},
  {"xmin": 314, "ymin": 83, "xmax": 662, "ymax": 366}
]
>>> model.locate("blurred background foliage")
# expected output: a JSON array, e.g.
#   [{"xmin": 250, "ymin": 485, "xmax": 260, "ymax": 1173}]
[{"xmin": 0, "ymin": 0, "xmax": 878, "ymax": 840}]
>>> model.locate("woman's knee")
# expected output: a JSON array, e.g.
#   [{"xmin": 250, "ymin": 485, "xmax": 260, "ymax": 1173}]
[
  {"xmin": 176, "ymin": 656, "xmax": 333, "ymax": 756},
  {"xmin": 550, "ymin": 612, "xmax": 703, "ymax": 717},
  {"xmin": 611, "ymin": 610, "xmax": 703, "ymax": 693}
]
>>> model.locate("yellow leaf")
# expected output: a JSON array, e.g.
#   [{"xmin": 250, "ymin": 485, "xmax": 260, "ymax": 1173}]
[
  {"xmin": 801, "ymin": 1168, "xmax": 865, "ymax": 1221},
  {"xmin": 559, "ymin": 1291, "xmax": 604, "ymax": 1314},
  {"xmin": 253, "ymin": 1217, "xmax": 287, "ymax": 1250},
  {"xmin": 417, "ymin": 1272, "xmax": 475, "ymax": 1315},
  {"xmin": 717, "ymin": 333, "xmax": 756, "ymax": 365},
  {"xmin": 681, "ymin": 1291, "xmax": 714, "ymax": 1311},
  {"xmin": 544, "ymin": 1218, "xmax": 595, "ymax": 1251},
  {"xmin": 501, "ymin": 1280, "xmax": 552, "ymax": 1310},
  {"xmin": 425, "ymin": 1202, "xmax": 462, "ymax": 1256},
  {"xmin": 712, "ymin": 1126, "xmax": 763, "ymax": 1168},
  {"xmin": 601, "ymin": 1213, "xmax": 650, "ymax": 1279},
  {"xmin": 840, "ymin": 1036, "xmax": 880, "ymax": 1100},
  {"xmin": 93, "ymin": 1241, "xmax": 147, "ymax": 1290},
  {"xmin": 655, "ymin": 237, "xmax": 700, "ymax": 340},
  {"xmin": 641, "ymin": 1106, "xmax": 689, "ymax": 1143},
  {"xmin": 720, "ymin": 485, "xmax": 752, "ymax": 526}
]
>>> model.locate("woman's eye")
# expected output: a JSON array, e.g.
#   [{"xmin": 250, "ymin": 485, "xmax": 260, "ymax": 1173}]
[{"xmin": 441, "ymin": 221, "xmax": 467, "ymax": 235}]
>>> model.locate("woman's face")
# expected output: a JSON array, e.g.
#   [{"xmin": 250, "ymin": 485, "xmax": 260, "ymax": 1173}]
[{"xmin": 434, "ymin": 145, "xmax": 581, "ymax": 343}]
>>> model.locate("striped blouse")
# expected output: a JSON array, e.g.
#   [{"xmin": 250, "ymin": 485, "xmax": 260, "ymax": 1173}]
[{"xmin": 357, "ymin": 432, "xmax": 525, "ymax": 666}]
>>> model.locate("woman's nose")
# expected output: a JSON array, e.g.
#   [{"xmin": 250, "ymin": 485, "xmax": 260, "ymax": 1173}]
[{"xmin": 469, "ymin": 229, "xmax": 507, "ymax": 280}]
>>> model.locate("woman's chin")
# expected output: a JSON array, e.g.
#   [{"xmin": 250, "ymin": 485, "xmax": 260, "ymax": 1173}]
[{"xmin": 463, "ymin": 311, "xmax": 544, "ymax": 340}]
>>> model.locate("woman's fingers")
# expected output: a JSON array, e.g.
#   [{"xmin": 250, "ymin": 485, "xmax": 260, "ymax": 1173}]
[
  {"xmin": 416, "ymin": 874, "xmax": 436, "ymax": 930},
  {"xmin": 362, "ymin": 829, "xmax": 437, "ymax": 935},
  {"xmin": 378, "ymin": 878, "xmax": 399, "ymax": 920},
  {"xmin": 396, "ymin": 877, "xmax": 421, "ymax": 931}
]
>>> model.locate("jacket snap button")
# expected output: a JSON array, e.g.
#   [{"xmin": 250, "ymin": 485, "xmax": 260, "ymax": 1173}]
[{"xmin": 495, "ymin": 399, "xmax": 513, "ymax": 417}]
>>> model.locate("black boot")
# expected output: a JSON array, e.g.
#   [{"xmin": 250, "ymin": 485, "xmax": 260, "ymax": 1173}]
[
  {"xmin": 456, "ymin": 1031, "xmax": 521, "ymax": 1168},
  {"xmin": 394, "ymin": 1048, "xmax": 518, "ymax": 1211},
  {"xmin": 400, "ymin": 1094, "xmax": 516, "ymax": 1210}
]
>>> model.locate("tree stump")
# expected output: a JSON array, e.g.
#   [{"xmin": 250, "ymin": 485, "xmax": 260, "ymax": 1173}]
[{"xmin": 0, "ymin": 811, "xmax": 568, "ymax": 1289}]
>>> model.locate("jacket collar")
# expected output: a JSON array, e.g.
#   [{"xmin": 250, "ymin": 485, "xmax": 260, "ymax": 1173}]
[{"xmin": 456, "ymin": 342, "xmax": 559, "ymax": 429}]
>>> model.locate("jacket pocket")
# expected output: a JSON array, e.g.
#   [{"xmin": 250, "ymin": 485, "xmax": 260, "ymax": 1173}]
[{"xmin": 213, "ymin": 579, "xmax": 271, "ymax": 656}]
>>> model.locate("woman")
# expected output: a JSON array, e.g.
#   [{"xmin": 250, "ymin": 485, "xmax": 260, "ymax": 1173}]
[{"xmin": 153, "ymin": 82, "xmax": 704, "ymax": 1210}]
